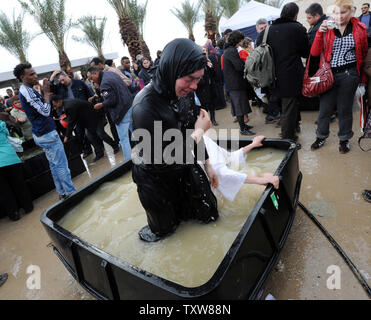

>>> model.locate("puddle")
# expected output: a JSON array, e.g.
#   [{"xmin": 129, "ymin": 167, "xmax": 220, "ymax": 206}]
[{"xmin": 308, "ymin": 200, "xmax": 339, "ymax": 218}]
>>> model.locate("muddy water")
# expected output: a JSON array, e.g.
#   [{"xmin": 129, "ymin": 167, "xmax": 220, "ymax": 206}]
[{"xmin": 58, "ymin": 148, "xmax": 285, "ymax": 288}]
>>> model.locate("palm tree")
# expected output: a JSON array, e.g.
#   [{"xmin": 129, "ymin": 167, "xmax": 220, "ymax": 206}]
[
  {"xmin": 72, "ymin": 16, "xmax": 107, "ymax": 61},
  {"xmin": 107, "ymin": 0, "xmax": 142, "ymax": 62},
  {"xmin": 171, "ymin": 0, "xmax": 201, "ymax": 42},
  {"xmin": 18, "ymin": 0, "xmax": 73, "ymax": 75},
  {"xmin": 0, "ymin": 10, "xmax": 35, "ymax": 63},
  {"xmin": 200, "ymin": 0, "xmax": 224, "ymax": 46},
  {"xmin": 126, "ymin": 0, "xmax": 151, "ymax": 60},
  {"xmin": 218, "ymin": 0, "xmax": 247, "ymax": 19}
]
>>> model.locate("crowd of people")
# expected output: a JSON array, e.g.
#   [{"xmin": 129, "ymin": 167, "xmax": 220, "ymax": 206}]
[{"xmin": 0, "ymin": 0, "xmax": 370, "ymax": 230}]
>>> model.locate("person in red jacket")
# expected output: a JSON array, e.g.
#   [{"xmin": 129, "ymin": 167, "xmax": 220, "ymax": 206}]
[{"xmin": 310, "ymin": 0, "xmax": 368, "ymax": 154}]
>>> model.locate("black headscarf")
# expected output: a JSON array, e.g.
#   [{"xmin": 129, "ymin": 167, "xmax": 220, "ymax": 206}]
[{"xmin": 152, "ymin": 38, "xmax": 207, "ymax": 101}]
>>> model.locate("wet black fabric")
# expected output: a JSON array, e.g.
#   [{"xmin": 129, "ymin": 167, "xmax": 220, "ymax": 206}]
[{"xmin": 131, "ymin": 39, "xmax": 218, "ymax": 239}]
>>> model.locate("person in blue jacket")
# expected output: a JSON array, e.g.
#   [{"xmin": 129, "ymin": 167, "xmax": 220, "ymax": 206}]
[{"xmin": 13, "ymin": 63, "xmax": 76, "ymax": 201}]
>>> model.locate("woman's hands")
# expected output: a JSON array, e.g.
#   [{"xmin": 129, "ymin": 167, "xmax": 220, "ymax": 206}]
[{"xmin": 192, "ymin": 109, "xmax": 211, "ymax": 143}]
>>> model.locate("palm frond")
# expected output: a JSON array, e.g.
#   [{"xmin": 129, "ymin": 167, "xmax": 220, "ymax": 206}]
[
  {"xmin": 171, "ymin": 0, "xmax": 201, "ymax": 36},
  {"xmin": 18, "ymin": 0, "xmax": 72, "ymax": 53},
  {"xmin": 0, "ymin": 9, "xmax": 35, "ymax": 63},
  {"xmin": 218, "ymin": 0, "xmax": 247, "ymax": 19},
  {"xmin": 73, "ymin": 15, "xmax": 107, "ymax": 57},
  {"xmin": 126, "ymin": 0, "xmax": 148, "ymax": 37}
]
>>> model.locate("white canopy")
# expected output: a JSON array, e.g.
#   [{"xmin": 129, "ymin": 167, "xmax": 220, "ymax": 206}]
[{"xmin": 219, "ymin": 0, "xmax": 281, "ymax": 33}]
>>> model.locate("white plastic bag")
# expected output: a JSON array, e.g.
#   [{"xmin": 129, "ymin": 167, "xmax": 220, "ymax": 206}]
[
  {"xmin": 353, "ymin": 86, "xmax": 365, "ymax": 112},
  {"xmin": 7, "ymin": 136, "xmax": 24, "ymax": 153}
]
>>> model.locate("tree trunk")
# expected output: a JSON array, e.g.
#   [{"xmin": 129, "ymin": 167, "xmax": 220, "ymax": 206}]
[
  {"xmin": 140, "ymin": 39, "xmax": 151, "ymax": 61},
  {"xmin": 119, "ymin": 16, "xmax": 142, "ymax": 62},
  {"xmin": 19, "ymin": 51, "xmax": 27, "ymax": 64},
  {"xmin": 205, "ymin": 12, "xmax": 217, "ymax": 46},
  {"xmin": 98, "ymin": 51, "xmax": 106, "ymax": 62},
  {"xmin": 189, "ymin": 33, "xmax": 195, "ymax": 42},
  {"xmin": 59, "ymin": 50, "xmax": 73, "ymax": 77}
]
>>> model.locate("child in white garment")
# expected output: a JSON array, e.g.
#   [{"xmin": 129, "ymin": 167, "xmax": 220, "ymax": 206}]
[{"xmin": 202, "ymin": 135, "xmax": 279, "ymax": 202}]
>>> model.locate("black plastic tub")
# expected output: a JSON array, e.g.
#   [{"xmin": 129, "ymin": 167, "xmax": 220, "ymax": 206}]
[{"xmin": 40, "ymin": 138, "xmax": 302, "ymax": 300}]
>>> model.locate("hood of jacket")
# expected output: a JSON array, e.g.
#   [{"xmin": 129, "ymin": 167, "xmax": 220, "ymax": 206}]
[{"xmin": 151, "ymin": 38, "xmax": 207, "ymax": 101}]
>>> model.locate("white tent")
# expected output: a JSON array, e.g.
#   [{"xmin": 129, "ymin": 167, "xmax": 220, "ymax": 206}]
[{"xmin": 219, "ymin": 0, "xmax": 281, "ymax": 39}]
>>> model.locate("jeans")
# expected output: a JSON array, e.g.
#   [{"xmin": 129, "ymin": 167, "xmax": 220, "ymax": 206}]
[
  {"xmin": 317, "ymin": 67, "xmax": 360, "ymax": 141},
  {"xmin": 115, "ymin": 107, "xmax": 133, "ymax": 160},
  {"xmin": 33, "ymin": 130, "xmax": 76, "ymax": 196}
]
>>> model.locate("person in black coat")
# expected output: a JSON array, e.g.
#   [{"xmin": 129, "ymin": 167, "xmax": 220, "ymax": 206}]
[
  {"xmin": 205, "ymin": 40, "xmax": 227, "ymax": 111},
  {"xmin": 196, "ymin": 46, "xmax": 219, "ymax": 126},
  {"xmin": 131, "ymin": 38, "xmax": 219, "ymax": 242},
  {"xmin": 256, "ymin": 2, "xmax": 309, "ymax": 143},
  {"xmin": 223, "ymin": 30, "xmax": 255, "ymax": 135},
  {"xmin": 50, "ymin": 96, "xmax": 105, "ymax": 162},
  {"xmin": 138, "ymin": 58, "xmax": 152, "ymax": 86},
  {"xmin": 306, "ymin": 3, "xmax": 327, "ymax": 76},
  {"xmin": 49, "ymin": 70, "xmax": 96, "ymax": 157}
]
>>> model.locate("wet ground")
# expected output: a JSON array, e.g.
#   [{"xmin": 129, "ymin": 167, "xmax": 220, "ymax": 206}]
[{"xmin": 0, "ymin": 104, "xmax": 370, "ymax": 300}]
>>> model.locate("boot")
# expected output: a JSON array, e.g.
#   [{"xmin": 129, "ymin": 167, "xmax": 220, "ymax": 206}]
[{"xmin": 210, "ymin": 110, "xmax": 218, "ymax": 126}]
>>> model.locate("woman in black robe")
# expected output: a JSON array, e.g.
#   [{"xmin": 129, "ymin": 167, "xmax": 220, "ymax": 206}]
[{"xmin": 131, "ymin": 39, "xmax": 219, "ymax": 242}]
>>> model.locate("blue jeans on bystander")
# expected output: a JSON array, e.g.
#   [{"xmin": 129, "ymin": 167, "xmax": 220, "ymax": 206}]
[
  {"xmin": 115, "ymin": 107, "xmax": 133, "ymax": 161},
  {"xmin": 33, "ymin": 130, "xmax": 76, "ymax": 197}
]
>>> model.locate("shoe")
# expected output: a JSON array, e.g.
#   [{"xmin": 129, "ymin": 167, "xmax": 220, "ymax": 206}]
[
  {"xmin": 245, "ymin": 125, "xmax": 254, "ymax": 130},
  {"xmin": 82, "ymin": 151, "xmax": 93, "ymax": 159},
  {"xmin": 113, "ymin": 145, "xmax": 120, "ymax": 154},
  {"xmin": 265, "ymin": 114, "xmax": 280, "ymax": 124},
  {"xmin": 0, "ymin": 273, "xmax": 8, "ymax": 287},
  {"xmin": 339, "ymin": 140, "xmax": 350, "ymax": 154},
  {"xmin": 93, "ymin": 154, "xmax": 104, "ymax": 162},
  {"xmin": 212, "ymin": 120, "xmax": 219, "ymax": 126},
  {"xmin": 240, "ymin": 129, "xmax": 256, "ymax": 136},
  {"xmin": 295, "ymin": 143, "xmax": 302, "ymax": 150},
  {"xmin": 311, "ymin": 138, "xmax": 326, "ymax": 151},
  {"xmin": 362, "ymin": 190, "xmax": 371, "ymax": 203}
]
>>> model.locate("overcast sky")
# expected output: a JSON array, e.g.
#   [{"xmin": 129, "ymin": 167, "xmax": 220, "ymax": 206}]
[
  {"xmin": 0, "ymin": 0, "xmax": 215, "ymax": 73},
  {"xmin": 0, "ymin": 0, "xmax": 299, "ymax": 96}
]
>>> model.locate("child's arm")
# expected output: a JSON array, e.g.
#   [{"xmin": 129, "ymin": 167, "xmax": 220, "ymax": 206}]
[
  {"xmin": 242, "ymin": 135, "xmax": 266, "ymax": 155},
  {"xmin": 245, "ymin": 173, "xmax": 279, "ymax": 189}
]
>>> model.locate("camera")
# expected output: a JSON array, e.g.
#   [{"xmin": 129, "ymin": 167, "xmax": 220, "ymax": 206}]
[{"xmin": 326, "ymin": 20, "xmax": 337, "ymax": 29}]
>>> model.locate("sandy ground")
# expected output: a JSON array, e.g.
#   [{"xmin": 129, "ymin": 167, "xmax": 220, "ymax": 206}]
[{"xmin": 0, "ymin": 104, "xmax": 370, "ymax": 300}]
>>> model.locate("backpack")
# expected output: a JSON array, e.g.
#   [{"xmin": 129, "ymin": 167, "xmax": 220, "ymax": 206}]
[{"xmin": 244, "ymin": 26, "xmax": 275, "ymax": 88}]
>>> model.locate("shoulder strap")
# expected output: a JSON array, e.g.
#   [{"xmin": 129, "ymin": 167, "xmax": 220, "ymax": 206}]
[{"xmin": 262, "ymin": 25, "xmax": 270, "ymax": 45}]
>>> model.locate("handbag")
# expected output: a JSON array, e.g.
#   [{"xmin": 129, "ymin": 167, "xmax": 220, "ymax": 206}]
[{"xmin": 302, "ymin": 34, "xmax": 334, "ymax": 97}]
